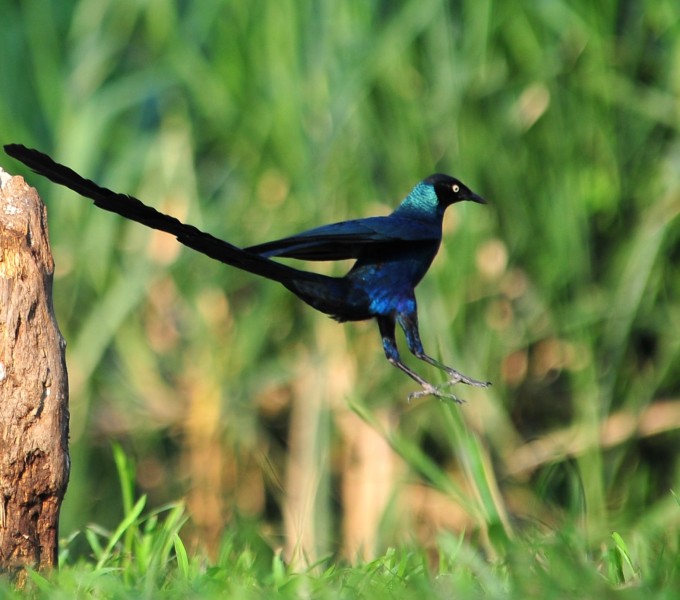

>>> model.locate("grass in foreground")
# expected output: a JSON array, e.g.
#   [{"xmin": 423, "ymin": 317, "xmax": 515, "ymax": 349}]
[
  {"xmin": 9, "ymin": 513, "xmax": 680, "ymax": 599},
  {"xmin": 3, "ymin": 446, "xmax": 679, "ymax": 599}
]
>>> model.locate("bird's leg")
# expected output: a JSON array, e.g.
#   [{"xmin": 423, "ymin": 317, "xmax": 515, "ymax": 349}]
[
  {"xmin": 397, "ymin": 312, "xmax": 490, "ymax": 388},
  {"xmin": 377, "ymin": 316, "xmax": 463, "ymax": 403}
]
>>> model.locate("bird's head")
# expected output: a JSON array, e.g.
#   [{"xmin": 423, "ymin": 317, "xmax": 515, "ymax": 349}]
[
  {"xmin": 394, "ymin": 173, "xmax": 486, "ymax": 221},
  {"xmin": 425, "ymin": 173, "xmax": 486, "ymax": 207}
]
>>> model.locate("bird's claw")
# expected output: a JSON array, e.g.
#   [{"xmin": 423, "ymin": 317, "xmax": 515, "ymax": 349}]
[
  {"xmin": 408, "ymin": 370, "xmax": 492, "ymax": 403},
  {"xmin": 443, "ymin": 369, "xmax": 491, "ymax": 388},
  {"xmin": 408, "ymin": 383, "xmax": 465, "ymax": 404}
]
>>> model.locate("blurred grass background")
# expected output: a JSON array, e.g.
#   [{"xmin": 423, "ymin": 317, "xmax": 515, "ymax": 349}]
[{"xmin": 2, "ymin": 0, "xmax": 680, "ymax": 574}]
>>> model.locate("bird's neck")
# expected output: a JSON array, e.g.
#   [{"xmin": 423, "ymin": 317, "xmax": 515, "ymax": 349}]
[{"xmin": 392, "ymin": 183, "xmax": 445, "ymax": 224}]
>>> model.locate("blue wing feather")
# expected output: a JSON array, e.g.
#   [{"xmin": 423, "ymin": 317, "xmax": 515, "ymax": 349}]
[{"xmin": 246, "ymin": 216, "xmax": 440, "ymax": 261}]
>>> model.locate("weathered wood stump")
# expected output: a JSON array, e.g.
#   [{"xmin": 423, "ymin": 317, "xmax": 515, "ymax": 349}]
[{"xmin": 0, "ymin": 167, "xmax": 69, "ymax": 578}]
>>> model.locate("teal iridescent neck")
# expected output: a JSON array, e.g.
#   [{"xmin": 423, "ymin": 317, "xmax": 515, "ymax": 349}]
[{"xmin": 392, "ymin": 182, "xmax": 443, "ymax": 222}]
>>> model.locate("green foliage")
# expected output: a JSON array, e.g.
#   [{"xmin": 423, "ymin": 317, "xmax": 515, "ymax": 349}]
[
  {"xmin": 2, "ymin": 483, "xmax": 679, "ymax": 598},
  {"xmin": 2, "ymin": 0, "xmax": 680, "ymax": 594},
  {"xmin": 0, "ymin": 445, "xmax": 676, "ymax": 596}
]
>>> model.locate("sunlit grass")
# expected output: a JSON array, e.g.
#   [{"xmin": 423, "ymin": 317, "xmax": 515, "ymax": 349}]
[{"xmin": 0, "ymin": 451, "xmax": 673, "ymax": 598}]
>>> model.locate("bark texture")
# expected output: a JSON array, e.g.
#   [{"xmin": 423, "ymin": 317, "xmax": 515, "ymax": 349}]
[{"xmin": 0, "ymin": 168, "xmax": 69, "ymax": 575}]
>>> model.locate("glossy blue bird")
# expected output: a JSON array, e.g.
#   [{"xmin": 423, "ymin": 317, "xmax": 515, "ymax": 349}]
[{"xmin": 4, "ymin": 144, "xmax": 490, "ymax": 401}]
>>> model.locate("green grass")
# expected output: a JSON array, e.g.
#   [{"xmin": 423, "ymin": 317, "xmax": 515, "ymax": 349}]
[
  {"xmin": 2, "ymin": 446, "xmax": 677, "ymax": 598},
  {"xmin": 2, "ymin": 0, "xmax": 680, "ymax": 596}
]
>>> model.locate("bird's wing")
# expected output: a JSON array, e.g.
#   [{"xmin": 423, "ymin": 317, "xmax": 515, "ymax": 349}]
[{"xmin": 245, "ymin": 216, "xmax": 440, "ymax": 261}]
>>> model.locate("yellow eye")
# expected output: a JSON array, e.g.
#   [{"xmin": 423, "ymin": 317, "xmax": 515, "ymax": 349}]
[{"xmin": 452, "ymin": 184, "xmax": 460, "ymax": 193}]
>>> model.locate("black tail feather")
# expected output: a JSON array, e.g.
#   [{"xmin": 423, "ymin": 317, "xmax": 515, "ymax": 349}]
[{"xmin": 4, "ymin": 144, "xmax": 324, "ymax": 286}]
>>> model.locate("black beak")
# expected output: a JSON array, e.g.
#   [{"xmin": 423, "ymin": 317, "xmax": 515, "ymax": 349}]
[{"xmin": 468, "ymin": 191, "xmax": 487, "ymax": 205}]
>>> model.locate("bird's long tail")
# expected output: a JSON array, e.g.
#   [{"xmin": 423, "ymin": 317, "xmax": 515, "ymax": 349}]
[{"xmin": 4, "ymin": 144, "xmax": 351, "ymax": 315}]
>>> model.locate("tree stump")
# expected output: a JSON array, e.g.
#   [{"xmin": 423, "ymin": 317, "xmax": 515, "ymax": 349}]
[{"xmin": 0, "ymin": 167, "xmax": 69, "ymax": 577}]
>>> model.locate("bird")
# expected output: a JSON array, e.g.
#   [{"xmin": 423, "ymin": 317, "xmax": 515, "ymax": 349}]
[{"xmin": 4, "ymin": 144, "xmax": 490, "ymax": 402}]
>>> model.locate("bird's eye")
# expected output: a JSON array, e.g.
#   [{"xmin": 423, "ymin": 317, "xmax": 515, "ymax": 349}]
[{"xmin": 452, "ymin": 184, "xmax": 460, "ymax": 193}]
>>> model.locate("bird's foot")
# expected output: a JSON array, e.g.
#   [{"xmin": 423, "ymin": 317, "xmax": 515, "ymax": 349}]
[
  {"xmin": 408, "ymin": 383, "xmax": 465, "ymax": 404},
  {"xmin": 443, "ymin": 368, "xmax": 491, "ymax": 388}
]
